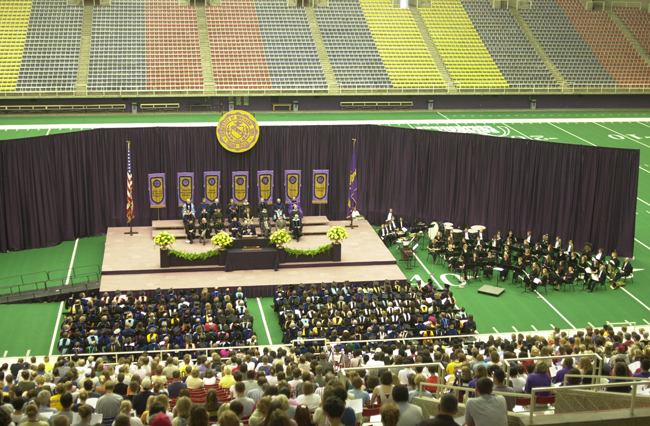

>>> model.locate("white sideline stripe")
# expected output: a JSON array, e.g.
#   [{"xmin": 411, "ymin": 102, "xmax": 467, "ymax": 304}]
[
  {"xmin": 49, "ymin": 238, "xmax": 79, "ymax": 356},
  {"xmin": 594, "ymin": 123, "xmax": 650, "ymax": 149},
  {"xmin": 537, "ymin": 293, "xmax": 576, "ymax": 329},
  {"xmin": 638, "ymin": 198, "xmax": 650, "ymax": 207},
  {"xmin": 413, "ymin": 252, "xmax": 444, "ymax": 290},
  {"xmin": 3, "ymin": 117, "xmax": 650, "ymax": 132},
  {"xmin": 257, "ymin": 298, "xmax": 273, "ymax": 346},
  {"xmin": 621, "ymin": 288, "xmax": 650, "ymax": 312},
  {"xmin": 549, "ymin": 123, "xmax": 597, "ymax": 146},
  {"xmin": 635, "ymin": 238, "xmax": 650, "ymax": 252}
]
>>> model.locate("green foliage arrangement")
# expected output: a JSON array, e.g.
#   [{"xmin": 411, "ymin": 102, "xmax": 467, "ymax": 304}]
[
  {"xmin": 326, "ymin": 226, "xmax": 348, "ymax": 242},
  {"xmin": 211, "ymin": 231, "xmax": 234, "ymax": 248},
  {"xmin": 168, "ymin": 249, "xmax": 220, "ymax": 261},
  {"xmin": 284, "ymin": 243, "xmax": 333, "ymax": 258},
  {"xmin": 154, "ymin": 231, "xmax": 176, "ymax": 249},
  {"xmin": 270, "ymin": 229, "xmax": 292, "ymax": 246}
]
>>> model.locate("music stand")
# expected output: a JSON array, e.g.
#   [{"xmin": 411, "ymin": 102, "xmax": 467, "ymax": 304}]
[{"xmin": 346, "ymin": 215, "xmax": 356, "ymax": 229}]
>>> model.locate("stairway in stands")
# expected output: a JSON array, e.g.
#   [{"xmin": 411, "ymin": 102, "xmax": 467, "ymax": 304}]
[
  {"xmin": 75, "ymin": 4, "xmax": 93, "ymax": 96},
  {"xmin": 609, "ymin": 8, "xmax": 650, "ymax": 68},
  {"xmin": 195, "ymin": 4, "xmax": 215, "ymax": 95},
  {"xmin": 304, "ymin": 6, "xmax": 338, "ymax": 92}
]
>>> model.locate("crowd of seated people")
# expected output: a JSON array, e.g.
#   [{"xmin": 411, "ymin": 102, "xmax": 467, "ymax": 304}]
[
  {"xmin": 427, "ymin": 228, "xmax": 632, "ymax": 292},
  {"xmin": 180, "ymin": 197, "xmax": 305, "ymax": 244},
  {"xmin": 1, "ymin": 324, "xmax": 648, "ymax": 426},
  {"xmin": 274, "ymin": 281, "xmax": 477, "ymax": 346},
  {"xmin": 57, "ymin": 288, "xmax": 257, "ymax": 356}
]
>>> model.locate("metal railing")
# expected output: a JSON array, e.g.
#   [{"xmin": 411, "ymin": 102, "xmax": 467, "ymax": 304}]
[
  {"xmin": 0, "ymin": 264, "xmax": 101, "ymax": 296},
  {"xmin": 607, "ymin": 321, "xmax": 636, "ymax": 332}
]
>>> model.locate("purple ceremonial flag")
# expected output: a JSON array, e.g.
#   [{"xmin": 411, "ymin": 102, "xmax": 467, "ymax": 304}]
[
  {"xmin": 232, "ymin": 171, "xmax": 249, "ymax": 203},
  {"xmin": 148, "ymin": 173, "xmax": 166, "ymax": 208},
  {"xmin": 257, "ymin": 170, "xmax": 274, "ymax": 203},
  {"xmin": 312, "ymin": 169, "xmax": 329, "ymax": 204},
  {"xmin": 177, "ymin": 172, "xmax": 194, "ymax": 207},
  {"xmin": 204, "ymin": 171, "xmax": 221, "ymax": 202},
  {"xmin": 347, "ymin": 139, "xmax": 357, "ymax": 217},
  {"xmin": 284, "ymin": 170, "xmax": 302, "ymax": 203}
]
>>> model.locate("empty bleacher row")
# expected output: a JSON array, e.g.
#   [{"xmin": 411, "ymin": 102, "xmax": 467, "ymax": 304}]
[{"xmin": 1, "ymin": 0, "xmax": 650, "ymax": 94}]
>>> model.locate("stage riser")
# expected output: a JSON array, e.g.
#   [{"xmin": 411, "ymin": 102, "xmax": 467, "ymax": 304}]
[
  {"xmin": 152, "ymin": 226, "xmax": 328, "ymax": 239},
  {"xmin": 152, "ymin": 216, "xmax": 329, "ymax": 229}
]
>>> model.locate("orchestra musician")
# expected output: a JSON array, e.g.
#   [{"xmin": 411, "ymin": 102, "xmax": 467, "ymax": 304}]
[
  {"xmin": 527, "ymin": 262, "xmax": 541, "ymax": 291},
  {"xmin": 513, "ymin": 257, "xmax": 526, "ymax": 282},
  {"xmin": 483, "ymin": 252, "xmax": 495, "ymax": 279},
  {"xmin": 379, "ymin": 224, "xmax": 391, "ymax": 246},
  {"xmin": 611, "ymin": 257, "xmax": 633, "ymax": 283},
  {"xmin": 586, "ymin": 265, "xmax": 607, "ymax": 292},
  {"xmin": 499, "ymin": 253, "xmax": 512, "ymax": 282},
  {"xmin": 445, "ymin": 243, "xmax": 458, "ymax": 272}
]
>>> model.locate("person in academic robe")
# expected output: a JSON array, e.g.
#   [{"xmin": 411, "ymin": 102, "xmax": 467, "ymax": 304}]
[
  {"xmin": 241, "ymin": 199, "xmax": 251, "ymax": 214},
  {"xmin": 260, "ymin": 217, "xmax": 272, "ymax": 238},
  {"xmin": 243, "ymin": 220, "xmax": 256, "ymax": 236},
  {"xmin": 211, "ymin": 208, "xmax": 223, "ymax": 225},
  {"xmin": 273, "ymin": 198, "xmax": 285, "ymax": 221},
  {"xmin": 611, "ymin": 257, "xmax": 633, "ymax": 282},
  {"xmin": 199, "ymin": 207, "xmax": 210, "ymax": 224},
  {"xmin": 291, "ymin": 214, "xmax": 303, "ymax": 242},
  {"xmin": 184, "ymin": 215, "xmax": 196, "ymax": 244},
  {"xmin": 181, "ymin": 198, "xmax": 195, "ymax": 217},
  {"xmin": 276, "ymin": 216, "xmax": 287, "ymax": 232},
  {"xmin": 228, "ymin": 199, "xmax": 239, "ymax": 221},
  {"xmin": 198, "ymin": 218, "xmax": 211, "ymax": 245},
  {"xmin": 259, "ymin": 207, "xmax": 270, "ymax": 222},
  {"xmin": 289, "ymin": 196, "xmax": 303, "ymax": 216},
  {"xmin": 213, "ymin": 217, "xmax": 224, "ymax": 233},
  {"xmin": 211, "ymin": 198, "xmax": 221, "ymax": 214},
  {"xmin": 241, "ymin": 207, "xmax": 253, "ymax": 222},
  {"xmin": 200, "ymin": 198, "xmax": 211, "ymax": 215},
  {"xmin": 230, "ymin": 217, "xmax": 241, "ymax": 238},
  {"xmin": 258, "ymin": 198, "xmax": 269, "ymax": 215},
  {"xmin": 289, "ymin": 203, "xmax": 303, "ymax": 219}
]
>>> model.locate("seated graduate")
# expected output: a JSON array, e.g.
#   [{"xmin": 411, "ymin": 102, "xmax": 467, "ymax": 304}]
[
  {"xmin": 184, "ymin": 215, "xmax": 196, "ymax": 244},
  {"xmin": 242, "ymin": 219, "xmax": 257, "ymax": 237},
  {"xmin": 290, "ymin": 213, "xmax": 303, "ymax": 242},
  {"xmin": 273, "ymin": 198, "xmax": 285, "ymax": 221},
  {"xmin": 181, "ymin": 198, "xmax": 195, "ymax": 217},
  {"xmin": 198, "ymin": 218, "xmax": 211, "ymax": 245},
  {"xmin": 275, "ymin": 215, "xmax": 287, "ymax": 232},
  {"xmin": 227, "ymin": 198, "xmax": 239, "ymax": 221},
  {"xmin": 260, "ymin": 216, "xmax": 272, "ymax": 238},
  {"xmin": 230, "ymin": 217, "xmax": 241, "ymax": 238}
]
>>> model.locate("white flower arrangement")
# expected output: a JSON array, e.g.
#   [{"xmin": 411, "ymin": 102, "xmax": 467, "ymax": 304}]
[
  {"xmin": 211, "ymin": 231, "xmax": 233, "ymax": 248},
  {"xmin": 154, "ymin": 231, "xmax": 176, "ymax": 249},
  {"xmin": 327, "ymin": 226, "xmax": 348, "ymax": 243},
  {"xmin": 270, "ymin": 229, "xmax": 292, "ymax": 246}
]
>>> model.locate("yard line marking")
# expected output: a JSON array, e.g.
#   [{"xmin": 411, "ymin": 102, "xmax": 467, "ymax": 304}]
[
  {"xmin": 537, "ymin": 292, "xmax": 576, "ymax": 329},
  {"xmin": 26, "ymin": 350, "xmax": 30, "ymax": 357},
  {"xmin": 644, "ymin": 319, "xmax": 650, "ymax": 325},
  {"xmin": 512, "ymin": 326, "xmax": 518, "ymax": 333},
  {"xmin": 621, "ymin": 288, "xmax": 650, "ymax": 312},
  {"xmin": 493, "ymin": 327, "xmax": 499, "ymax": 333},
  {"xmin": 638, "ymin": 198, "xmax": 650, "ymax": 207},
  {"xmin": 550, "ymin": 324, "xmax": 555, "ymax": 329},
  {"xmin": 49, "ymin": 238, "xmax": 79, "ymax": 356},
  {"xmin": 531, "ymin": 325, "xmax": 538, "ymax": 331},
  {"xmin": 414, "ymin": 253, "xmax": 444, "ymax": 289},
  {"xmin": 257, "ymin": 298, "xmax": 273, "ymax": 346},
  {"xmin": 549, "ymin": 123, "xmax": 596, "ymax": 146},
  {"xmin": 438, "ymin": 112, "xmax": 449, "ymax": 120},
  {"xmin": 635, "ymin": 238, "xmax": 650, "ymax": 252},
  {"xmin": 640, "ymin": 167, "xmax": 650, "ymax": 174},
  {"xmin": 504, "ymin": 124, "xmax": 530, "ymax": 139},
  {"xmin": 588, "ymin": 322, "xmax": 594, "ymax": 328},
  {"xmin": 2, "ymin": 351, "xmax": 7, "ymax": 357},
  {"xmin": 407, "ymin": 124, "xmax": 414, "ymax": 129},
  {"xmin": 46, "ymin": 129, "xmax": 50, "ymax": 136},
  {"xmin": 595, "ymin": 123, "xmax": 650, "ymax": 148}
]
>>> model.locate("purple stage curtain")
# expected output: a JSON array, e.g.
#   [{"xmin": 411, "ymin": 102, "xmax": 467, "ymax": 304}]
[{"xmin": 0, "ymin": 125, "xmax": 638, "ymax": 256}]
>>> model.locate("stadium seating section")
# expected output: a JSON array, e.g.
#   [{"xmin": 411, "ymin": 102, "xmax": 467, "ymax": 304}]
[{"xmin": 1, "ymin": 0, "xmax": 650, "ymax": 93}]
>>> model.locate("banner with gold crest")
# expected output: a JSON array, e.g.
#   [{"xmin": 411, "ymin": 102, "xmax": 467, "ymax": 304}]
[
  {"xmin": 232, "ymin": 171, "xmax": 249, "ymax": 204},
  {"xmin": 177, "ymin": 172, "xmax": 194, "ymax": 207},
  {"xmin": 257, "ymin": 170, "xmax": 274, "ymax": 204},
  {"xmin": 148, "ymin": 173, "xmax": 166, "ymax": 208},
  {"xmin": 312, "ymin": 169, "xmax": 329, "ymax": 204},
  {"xmin": 204, "ymin": 171, "xmax": 221, "ymax": 203},
  {"xmin": 284, "ymin": 170, "xmax": 302, "ymax": 203}
]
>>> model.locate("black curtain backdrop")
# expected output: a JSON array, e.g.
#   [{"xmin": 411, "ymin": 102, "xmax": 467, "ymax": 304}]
[{"xmin": 0, "ymin": 125, "xmax": 639, "ymax": 256}]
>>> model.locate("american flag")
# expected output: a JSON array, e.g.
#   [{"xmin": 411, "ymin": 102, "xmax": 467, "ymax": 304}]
[{"xmin": 126, "ymin": 141, "xmax": 134, "ymax": 223}]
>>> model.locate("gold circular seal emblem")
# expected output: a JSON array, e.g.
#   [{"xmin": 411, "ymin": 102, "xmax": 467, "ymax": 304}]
[{"xmin": 216, "ymin": 110, "xmax": 260, "ymax": 153}]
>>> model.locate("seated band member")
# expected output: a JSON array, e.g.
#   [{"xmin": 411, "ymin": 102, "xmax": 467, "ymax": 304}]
[
  {"xmin": 526, "ymin": 262, "xmax": 541, "ymax": 291},
  {"xmin": 554, "ymin": 263, "xmax": 574, "ymax": 291},
  {"xmin": 290, "ymin": 213, "xmax": 303, "ymax": 242},
  {"xmin": 243, "ymin": 219, "xmax": 256, "ymax": 236},
  {"xmin": 198, "ymin": 218, "xmax": 211, "ymax": 245},
  {"xmin": 275, "ymin": 215, "xmax": 287, "ymax": 232},
  {"xmin": 396, "ymin": 217, "xmax": 408, "ymax": 233},
  {"xmin": 489, "ymin": 235, "xmax": 501, "ymax": 253},
  {"xmin": 386, "ymin": 208, "xmax": 394, "ymax": 223},
  {"xmin": 184, "ymin": 215, "xmax": 196, "ymax": 244},
  {"xmin": 230, "ymin": 217, "xmax": 241, "ymax": 238},
  {"xmin": 513, "ymin": 257, "xmax": 526, "ymax": 281},
  {"xmin": 260, "ymin": 216, "xmax": 272, "ymax": 238},
  {"xmin": 499, "ymin": 253, "xmax": 511, "ymax": 282},
  {"xmin": 379, "ymin": 224, "xmax": 391, "ymax": 247},
  {"xmin": 611, "ymin": 257, "xmax": 632, "ymax": 282},
  {"xmin": 227, "ymin": 199, "xmax": 238, "ymax": 221},
  {"xmin": 587, "ymin": 264, "xmax": 607, "ymax": 292},
  {"xmin": 273, "ymin": 198, "xmax": 285, "ymax": 221},
  {"xmin": 181, "ymin": 198, "xmax": 195, "ymax": 217},
  {"xmin": 483, "ymin": 252, "xmax": 495, "ymax": 278}
]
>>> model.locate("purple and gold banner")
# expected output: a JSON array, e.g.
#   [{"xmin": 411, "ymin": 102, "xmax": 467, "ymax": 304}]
[
  {"xmin": 204, "ymin": 171, "xmax": 221, "ymax": 203},
  {"xmin": 177, "ymin": 172, "xmax": 194, "ymax": 207},
  {"xmin": 284, "ymin": 170, "xmax": 302, "ymax": 203},
  {"xmin": 312, "ymin": 169, "xmax": 329, "ymax": 204},
  {"xmin": 232, "ymin": 171, "xmax": 249, "ymax": 204},
  {"xmin": 148, "ymin": 173, "xmax": 166, "ymax": 208},
  {"xmin": 257, "ymin": 170, "xmax": 274, "ymax": 204}
]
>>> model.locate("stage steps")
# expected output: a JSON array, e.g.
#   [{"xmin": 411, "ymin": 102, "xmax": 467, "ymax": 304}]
[{"xmin": 151, "ymin": 216, "xmax": 330, "ymax": 238}]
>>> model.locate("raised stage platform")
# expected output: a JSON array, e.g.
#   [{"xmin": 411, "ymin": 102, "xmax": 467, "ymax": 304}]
[{"xmin": 100, "ymin": 220, "xmax": 405, "ymax": 297}]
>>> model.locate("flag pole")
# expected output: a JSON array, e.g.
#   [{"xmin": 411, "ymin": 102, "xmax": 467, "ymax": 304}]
[
  {"xmin": 346, "ymin": 138, "xmax": 357, "ymax": 229},
  {"xmin": 125, "ymin": 141, "xmax": 138, "ymax": 236}
]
